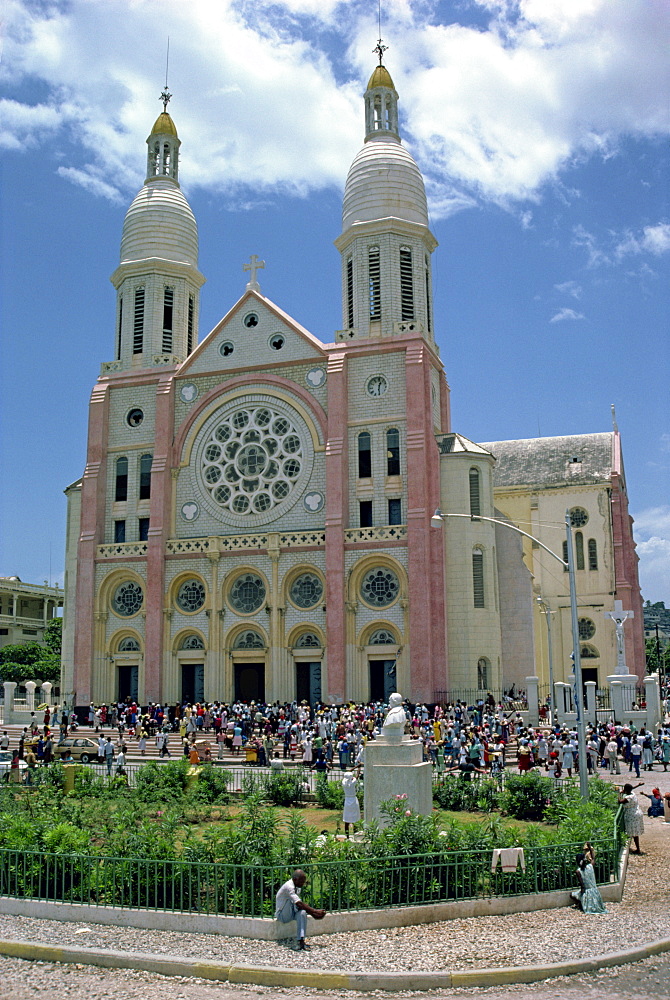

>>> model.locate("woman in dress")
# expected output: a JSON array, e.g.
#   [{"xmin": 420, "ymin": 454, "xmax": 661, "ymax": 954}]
[
  {"xmin": 570, "ymin": 843, "xmax": 606, "ymax": 914},
  {"xmin": 618, "ymin": 781, "xmax": 645, "ymax": 853},
  {"xmin": 342, "ymin": 767, "xmax": 361, "ymax": 838}
]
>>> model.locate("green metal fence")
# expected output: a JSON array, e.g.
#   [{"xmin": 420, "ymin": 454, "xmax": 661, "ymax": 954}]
[{"xmin": 0, "ymin": 808, "xmax": 624, "ymax": 917}]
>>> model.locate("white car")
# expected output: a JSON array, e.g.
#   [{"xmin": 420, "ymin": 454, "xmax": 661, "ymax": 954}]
[{"xmin": 0, "ymin": 751, "xmax": 28, "ymax": 782}]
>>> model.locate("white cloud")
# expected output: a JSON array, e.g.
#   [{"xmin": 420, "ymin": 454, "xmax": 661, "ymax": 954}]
[
  {"xmin": 0, "ymin": 99, "xmax": 62, "ymax": 150},
  {"xmin": 554, "ymin": 280, "xmax": 582, "ymax": 298},
  {"xmin": 56, "ymin": 166, "xmax": 125, "ymax": 203},
  {"xmin": 0, "ymin": 0, "xmax": 668, "ymax": 215},
  {"xmin": 550, "ymin": 307, "xmax": 584, "ymax": 322},
  {"xmin": 633, "ymin": 505, "xmax": 670, "ymax": 602}
]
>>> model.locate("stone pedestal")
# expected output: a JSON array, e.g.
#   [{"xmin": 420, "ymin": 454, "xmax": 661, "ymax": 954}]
[
  {"xmin": 363, "ymin": 736, "xmax": 432, "ymax": 828},
  {"xmin": 41, "ymin": 682, "xmax": 53, "ymax": 705},
  {"xmin": 643, "ymin": 673, "xmax": 661, "ymax": 730},
  {"xmin": 3, "ymin": 682, "xmax": 16, "ymax": 718},
  {"xmin": 584, "ymin": 681, "xmax": 597, "ymax": 724},
  {"xmin": 607, "ymin": 674, "xmax": 638, "ymax": 723},
  {"xmin": 525, "ymin": 676, "xmax": 539, "ymax": 726},
  {"xmin": 24, "ymin": 681, "xmax": 36, "ymax": 712}
]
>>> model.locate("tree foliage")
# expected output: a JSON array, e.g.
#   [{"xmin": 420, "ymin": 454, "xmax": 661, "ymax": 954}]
[{"xmin": 0, "ymin": 617, "xmax": 62, "ymax": 684}]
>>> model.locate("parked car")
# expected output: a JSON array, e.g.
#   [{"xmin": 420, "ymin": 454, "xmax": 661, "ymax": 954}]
[
  {"xmin": 53, "ymin": 737, "xmax": 101, "ymax": 763},
  {"xmin": 0, "ymin": 752, "xmax": 28, "ymax": 782}
]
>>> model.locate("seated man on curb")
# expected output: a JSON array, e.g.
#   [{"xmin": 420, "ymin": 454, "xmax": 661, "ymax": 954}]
[{"xmin": 275, "ymin": 868, "xmax": 326, "ymax": 950}]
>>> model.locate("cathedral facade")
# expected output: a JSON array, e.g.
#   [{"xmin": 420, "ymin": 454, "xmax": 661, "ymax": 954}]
[{"xmin": 61, "ymin": 61, "xmax": 644, "ymax": 711}]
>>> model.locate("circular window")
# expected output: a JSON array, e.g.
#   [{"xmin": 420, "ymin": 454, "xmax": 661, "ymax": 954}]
[
  {"xmin": 569, "ymin": 507, "xmax": 589, "ymax": 528},
  {"xmin": 180, "ymin": 383, "xmax": 198, "ymax": 403},
  {"xmin": 366, "ymin": 375, "xmax": 388, "ymax": 398},
  {"xmin": 290, "ymin": 573, "xmax": 323, "ymax": 609},
  {"xmin": 127, "ymin": 408, "xmax": 144, "ymax": 427},
  {"xmin": 219, "ymin": 341, "xmax": 234, "ymax": 357},
  {"xmin": 360, "ymin": 568, "xmax": 400, "ymax": 608},
  {"xmin": 269, "ymin": 334, "xmax": 285, "ymax": 351},
  {"xmin": 176, "ymin": 579, "xmax": 206, "ymax": 614},
  {"xmin": 229, "ymin": 573, "xmax": 266, "ymax": 614},
  {"xmin": 112, "ymin": 581, "xmax": 143, "ymax": 617},
  {"xmin": 578, "ymin": 617, "xmax": 596, "ymax": 640},
  {"xmin": 199, "ymin": 403, "xmax": 306, "ymax": 520},
  {"xmin": 243, "ymin": 313, "xmax": 259, "ymax": 328}
]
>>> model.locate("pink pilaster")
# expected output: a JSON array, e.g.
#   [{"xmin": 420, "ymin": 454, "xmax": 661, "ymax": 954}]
[
  {"xmin": 144, "ymin": 374, "xmax": 175, "ymax": 702},
  {"xmin": 610, "ymin": 433, "xmax": 645, "ymax": 678},
  {"xmin": 324, "ymin": 350, "xmax": 348, "ymax": 703},
  {"xmin": 405, "ymin": 340, "xmax": 447, "ymax": 701},
  {"xmin": 73, "ymin": 383, "xmax": 110, "ymax": 706}
]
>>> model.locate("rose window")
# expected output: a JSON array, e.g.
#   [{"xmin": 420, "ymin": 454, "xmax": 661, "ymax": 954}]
[
  {"xmin": 578, "ymin": 617, "xmax": 596, "ymax": 640},
  {"xmin": 112, "ymin": 581, "xmax": 143, "ymax": 617},
  {"xmin": 290, "ymin": 573, "xmax": 323, "ymax": 609},
  {"xmin": 360, "ymin": 568, "xmax": 400, "ymax": 607},
  {"xmin": 200, "ymin": 404, "xmax": 305, "ymax": 517},
  {"xmin": 176, "ymin": 579, "xmax": 206, "ymax": 613},
  {"xmin": 229, "ymin": 573, "xmax": 266, "ymax": 614}
]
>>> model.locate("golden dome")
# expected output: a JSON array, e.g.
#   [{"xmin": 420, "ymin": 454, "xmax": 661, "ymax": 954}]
[
  {"xmin": 149, "ymin": 111, "xmax": 178, "ymax": 138},
  {"xmin": 367, "ymin": 65, "xmax": 395, "ymax": 91}
]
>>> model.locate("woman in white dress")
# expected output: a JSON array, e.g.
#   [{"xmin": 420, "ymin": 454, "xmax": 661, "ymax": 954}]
[
  {"xmin": 618, "ymin": 781, "xmax": 645, "ymax": 853},
  {"xmin": 342, "ymin": 768, "xmax": 361, "ymax": 838}
]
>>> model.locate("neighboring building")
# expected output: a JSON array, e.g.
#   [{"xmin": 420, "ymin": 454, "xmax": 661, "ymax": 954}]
[
  {"xmin": 481, "ymin": 432, "xmax": 645, "ymax": 692},
  {"xmin": 0, "ymin": 576, "xmax": 63, "ymax": 650},
  {"xmin": 62, "ymin": 58, "xmax": 645, "ymax": 711},
  {"xmin": 643, "ymin": 602, "xmax": 670, "ymax": 642}
]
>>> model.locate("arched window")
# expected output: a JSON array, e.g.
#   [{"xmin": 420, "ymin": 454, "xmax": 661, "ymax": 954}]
[
  {"xmin": 368, "ymin": 247, "xmax": 381, "ymax": 319},
  {"xmin": 233, "ymin": 630, "xmax": 264, "ymax": 650},
  {"xmin": 369, "ymin": 629, "xmax": 396, "ymax": 645},
  {"xmin": 469, "ymin": 468, "xmax": 481, "ymax": 518},
  {"xmin": 562, "ymin": 540, "xmax": 568, "ymax": 571},
  {"xmin": 187, "ymin": 295, "xmax": 195, "ymax": 355},
  {"xmin": 424, "ymin": 255, "xmax": 432, "ymax": 334},
  {"xmin": 162, "ymin": 142, "xmax": 171, "ymax": 175},
  {"xmin": 358, "ymin": 432, "xmax": 371, "ymax": 478},
  {"xmin": 133, "ymin": 287, "xmax": 145, "ymax": 354},
  {"xmin": 139, "ymin": 454, "xmax": 152, "ymax": 500},
  {"xmin": 472, "ymin": 549, "xmax": 485, "ymax": 608},
  {"xmin": 162, "ymin": 287, "xmax": 174, "ymax": 353},
  {"xmin": 181, "ymin": 634, "xmax": 204, "ymax": 650},
  {"xmin": 295, "ymin": 632, "xmax": 321, "ymax": 648},
  {"xmin": 580, "ymin": 644, "xmax": 599, "ymax": 658},
  {"xmin": 115, "ymin": 457, "xmax": 128, "ymax": 502},
  {"xmin": 399, "ymin": 246, "xmax": 414, "ymax": 320},
  {"xmin": 588, "ymin": 538, "xmax": 598, "ymax": 570},
  {"xmin": 386, "ymin": 428, "xmax": 400, "ymax": 476},
  {"xmin": 346, "ymin": 258, "xmax": 354, "ymax": 329},
  {"xmin": 118, "ymin": 636, "xmax": 140, "ymax": 652},
  {"xmin": 116, "ymin": 296, "xmax": 123, "ymax": 360},
  {"xmin": 477, "ymin": 657, "xmax": 489, "ymax": 688},
  {"xmin": 575, "ymin": 531, "xmax": 585, "ymax": 570}
]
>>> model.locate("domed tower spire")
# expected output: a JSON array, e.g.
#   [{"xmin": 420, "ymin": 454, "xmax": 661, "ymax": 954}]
[
  {"xmin": 335, "ymin": 46, "xmax": 437, "ymax": 343},
  {"xmin": 109, "ymin": 90, "xmax": 205, "ymax": 370}
]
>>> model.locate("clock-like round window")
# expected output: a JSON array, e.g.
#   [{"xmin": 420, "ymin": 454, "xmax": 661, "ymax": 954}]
[
  {"xmin": 199, "ymin": 403, "xmax": 305, "ymax": 518},
  {"xmin": 290, "ymin": 573, "xmax": 323, "ymax": 609},
  {"xmin": 112, "ymin": 581, "xmax": 143, "ymax": 617},
  {"xmin": 366, "ymin": 375, "xmax": 388, "ymax": 397},
  {"xmin": 229, "ymin": 573, "xmax": 266, "ymax": 614},
  {"xmin": 569, "ymin": 507, "xmax": 589, "ymax": 528},
  {"xmin": 127, "ymin": 408, "xmax": 144, "ymax": 427},
  {"xmin": 176, "ymin": 579, "xmax": 206, "ymax": 614},
  {"xmin": 578, "ymin": 617, "xmax": 596, "ymax": 640},
  {"xmin": 360, "ymin": 568, "xmax": 400, "ymax": 607}
]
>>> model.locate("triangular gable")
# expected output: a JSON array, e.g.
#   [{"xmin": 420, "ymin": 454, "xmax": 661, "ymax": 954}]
[{"xmin": 179, "ymin": 289, "xmax": 326, "ymax": 377}]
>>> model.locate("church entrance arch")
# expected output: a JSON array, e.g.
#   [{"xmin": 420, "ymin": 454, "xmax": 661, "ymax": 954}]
[
  {"xmin": 182, "ymin": 664, "xmax": 204, "ymax": 704},
  {"xmin": 234, "ymin": 662, "xmax": 265, "ymax": 703},
  {"xmin": 118, "ymin": 664, "xmax": 139, "ymax": 703},
  {"xmin": 369, "ymin": 659, "xmax": 396, "ymax": 703},
  {"xmin": 296, "ymin": 662, "xmax": 322, "ymax": 706}
]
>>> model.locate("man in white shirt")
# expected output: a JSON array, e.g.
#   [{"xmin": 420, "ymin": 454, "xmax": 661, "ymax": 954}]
[{"xmin": 275, "ymin": 869, "xmax": 326, "ymax": 950}]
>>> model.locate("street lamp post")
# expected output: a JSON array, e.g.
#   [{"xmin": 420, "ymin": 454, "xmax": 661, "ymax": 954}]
[
  {"xmin": 431, "ymin": 507, "xmax": 590, "ymax": 799},
  {"xmin": 536, "ymin": 596, "xmax": 555, "ymax": 727}
]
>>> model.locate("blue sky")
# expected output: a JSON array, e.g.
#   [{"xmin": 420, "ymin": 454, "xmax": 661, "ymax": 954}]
[{"xmin": 1, "ymin": 0, "xmax": 669, "ymax": 601}]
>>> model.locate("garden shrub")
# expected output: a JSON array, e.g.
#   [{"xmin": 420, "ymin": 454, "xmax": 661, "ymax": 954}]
[
  {"xmin": 501, "ymin": 772, "xmax": 553, "ymax": 821},
  {"xmin": 262, "ymin": 767, "xmax": 306, "ymax": 807},
  {"xmin": 315, "ymin": 774, "xmax": 345, "ymax": 810},
  {"xmin": 191, "ymin": 764, "xmax": 231, "ymax": 803}
]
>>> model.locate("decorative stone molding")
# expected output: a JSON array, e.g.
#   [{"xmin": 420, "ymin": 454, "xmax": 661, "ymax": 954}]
[
  {"xmin": 165, "ymin": 531, "xmax": 326, "ymax": 556},
  {"xmin": 393, "ymin": 320, "xmax": 423, "ymax": 335},
  {"xmin": 98, "ymin": 542, "xmax": 149, "ymax": 558},
  {"xmin": 344, "ymin": 526, "xmax": 407, "ymax": 543},
  {"xmin": 100, "ymin": 360, "xmax": 123, "ymax": 375},
  {"xmin": 152, "ymin": 354, "xmax": 184, "ymax": 366}
]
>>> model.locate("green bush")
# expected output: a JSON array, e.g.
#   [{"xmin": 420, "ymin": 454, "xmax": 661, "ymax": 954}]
[
  {"xmin": 191, "ymin": 764, "xmax": 231, "ymax": 803},
  {"xmin": 315, "ymin": 774, "xmax": 344, "ymax": 810},
  {"xmin": 262, "ymin": 767, "xmax": 306, "ymax": 807},
  {"xmin": 501, "ymin": 772, "xmax": 553, "ymax": 821},
  {"xmin": 433, "ymin": 775, "xmax": 500, "ymax": 813}
]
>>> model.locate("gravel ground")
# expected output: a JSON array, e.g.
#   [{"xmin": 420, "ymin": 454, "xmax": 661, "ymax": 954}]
[{"xmin": 0, "ymin": 776, "xmax": 668, "ymax": 976}]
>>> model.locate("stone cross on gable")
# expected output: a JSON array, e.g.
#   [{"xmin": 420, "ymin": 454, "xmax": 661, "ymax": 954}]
[
  {"xmin": 243, "ymin": 254, "xmax": 265, "ymax": 291},
  {"xmin": 605, "ymin": 600, "xmax": 634, "ymax": 675}
]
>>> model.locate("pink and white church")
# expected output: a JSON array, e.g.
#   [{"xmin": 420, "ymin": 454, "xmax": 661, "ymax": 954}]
[{"xmin": 61, "ymin": 60, "xmax": 645, "ymax": 711}]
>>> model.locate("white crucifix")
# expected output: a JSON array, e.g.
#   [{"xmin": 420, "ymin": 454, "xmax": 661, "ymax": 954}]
[
  {"xmin": 243, "ymin": 254, "xmax": 265, "ymax": 291},
  {"xmin": 605, "ymin": 600, "xmax": 634, "ymax": 675}
]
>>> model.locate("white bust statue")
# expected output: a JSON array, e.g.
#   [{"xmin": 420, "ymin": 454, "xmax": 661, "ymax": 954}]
[{"xmin": 382, "ymin": 693, "xmax": 407, "ymax": 742}]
